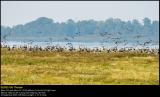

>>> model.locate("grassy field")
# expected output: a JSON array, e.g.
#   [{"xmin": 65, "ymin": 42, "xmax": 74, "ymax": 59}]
[{"xmin": 1, "ymin": 48, "xmax": 159, "ymax": 85}]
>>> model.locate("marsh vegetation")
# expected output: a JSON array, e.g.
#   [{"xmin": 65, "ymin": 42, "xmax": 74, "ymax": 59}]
[{"xmin": 1, "ymin": 48, "xmax": 159, "ymax": 85}]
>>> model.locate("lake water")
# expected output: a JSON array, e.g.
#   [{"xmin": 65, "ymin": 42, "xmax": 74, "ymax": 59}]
[{"xmin": 1, "ymin": 41, "xmax": 159, "ymax": 50}]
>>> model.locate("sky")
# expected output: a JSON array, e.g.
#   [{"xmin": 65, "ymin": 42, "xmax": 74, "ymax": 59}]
[{"xmin": 1, "ymin": 1, "xmax": 159, "ymax": 27}]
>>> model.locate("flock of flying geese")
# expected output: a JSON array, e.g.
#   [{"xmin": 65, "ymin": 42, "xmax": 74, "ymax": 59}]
[{"xmin": 1, "ymin": 31, "xmax": 159, "ymax": 55}]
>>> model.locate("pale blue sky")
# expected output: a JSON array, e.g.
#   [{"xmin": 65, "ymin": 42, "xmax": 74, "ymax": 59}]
[{"xmin": 1, "ymin": 1, "xmax": 159, "ymax": 27}]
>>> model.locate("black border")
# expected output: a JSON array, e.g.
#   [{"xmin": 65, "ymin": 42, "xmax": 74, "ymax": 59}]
[
  {"xmin": 1, "ymin": 85, "xmax": 160, "ymax": 96},
  {"xmin": 1, "ymin": 0, "xmax": 160, "ymax": 96}
]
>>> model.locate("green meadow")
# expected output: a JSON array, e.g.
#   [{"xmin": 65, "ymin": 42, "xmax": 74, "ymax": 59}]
[{"xmin": 1, "ymin": 48, "xmax": 159, "ymax": 85}]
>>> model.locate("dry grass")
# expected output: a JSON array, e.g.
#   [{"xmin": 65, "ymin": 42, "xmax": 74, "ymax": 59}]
[{"xmin": 1, "ymin": 48, "xmax": 159, "ymax": 85}]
